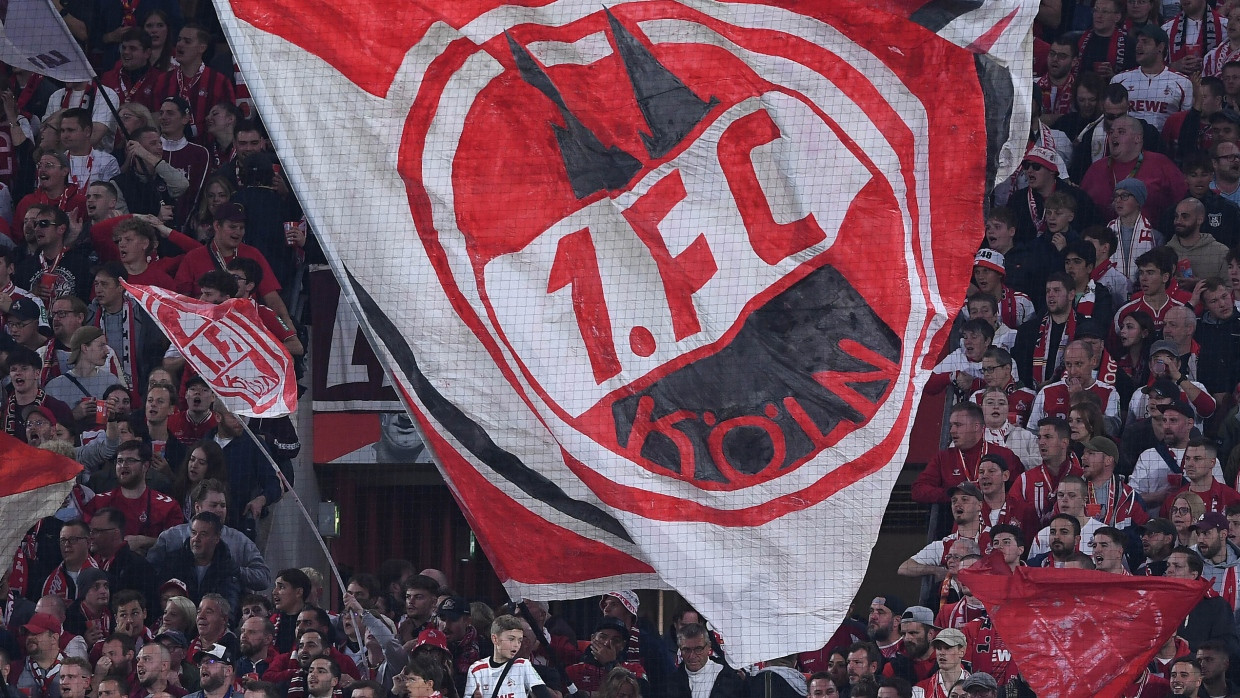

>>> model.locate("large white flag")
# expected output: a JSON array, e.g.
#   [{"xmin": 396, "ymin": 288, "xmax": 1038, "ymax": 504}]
[
  {"xmin": 215, "ymin": 0, "xmax": 1034, "ymax": 665},
  {"xmin": 0, "ymin": 0, "xmax": 93, "ymax": 81}
]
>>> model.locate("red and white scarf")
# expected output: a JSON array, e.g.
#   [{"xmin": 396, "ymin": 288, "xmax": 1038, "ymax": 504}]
[
  {"xmin": 1038, "ymin": 71, "xmax": 1076, "ymax": 116},
  {"xmin": 42, "ymin": 556, "xmax": 100, "ymax": 601},
  {"xmin": 1167, "ymin": 10, "xmax": 1225, "ymax": 64},
  {"xmin": 1031, "ymin": 312, "xmax": 1076, "ymax": 385}
]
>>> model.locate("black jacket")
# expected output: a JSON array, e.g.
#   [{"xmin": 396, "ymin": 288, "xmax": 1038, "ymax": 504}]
[
  {"xmin": 669, "ymin": 662, "xmax": 747, "ymax": 698},
  {"xmin": 1195, "ymin": 312, "xmax": 1240, "ymax": 395},
  {"xmin": 158, "ymin": 537, "xmax": 241, "ymax": 611},
  {"xmin": 101, "ymin": 543, "xmax": 159, "ymax": 613}
]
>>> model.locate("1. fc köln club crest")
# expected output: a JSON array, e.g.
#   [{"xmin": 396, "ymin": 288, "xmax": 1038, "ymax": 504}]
[{"xmin": 219, "ymin": 0, "xmax": 1029, "ymax": 665}]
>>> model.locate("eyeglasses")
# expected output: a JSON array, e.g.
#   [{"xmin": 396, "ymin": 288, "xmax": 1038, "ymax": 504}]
[
  {"xmin": 89, "ymin": 527, "xmax": 118, "ymax": 536},
  {"xmin": 50, "ymin": 310, "xmax": 77, "ymax": 318},
  {"xmin": 1170, "ymin": 506, "xmax": 1192, "ymax": 515},
  {"xmin": 59, "ymin": 536, "xmax": 88, "ymax": 545},
  {"xmin": 1214, "ymin": 154, "xmax": 1240, "ymax": 162},
  {"xmin": 230, "ymin": 274, "xmax": 249, "ymax": 283},
  {"xmin": 6, "ymin": 320, "xmax": 32, "ymax": 329},
  {"xmin": 1113, "ymin": 192, "xmax": 1134, "ymax": 200},
  {"xmin": 33, "ymin": 220, "xmax": 56, "ymax": 228}
]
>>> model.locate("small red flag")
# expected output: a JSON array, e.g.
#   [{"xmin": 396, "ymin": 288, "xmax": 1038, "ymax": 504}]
[{"xmin": 960, "ymin": 560, "xmax": 1209, "ymax": 698}]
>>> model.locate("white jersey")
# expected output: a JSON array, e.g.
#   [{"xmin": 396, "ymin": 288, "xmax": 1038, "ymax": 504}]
[
  {"xmin": 465, "ymin": 658, "xmax": 544, "ymax": 698},
  {"xmin": 1111, "ymin": 68, "xmax": 1193, "ymax": 130}
]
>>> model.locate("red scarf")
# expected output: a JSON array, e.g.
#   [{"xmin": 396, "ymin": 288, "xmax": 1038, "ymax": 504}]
[
  {"xmin": 1031, "ymin": 313, "xmax": 1076, "ymax": 385},
  {"xmin": 1078, "ymin": 29, "xmax": 1127, "ymax": 72},
  {"xmin": 42, "ymin": 557, "xmax": 100, "ymax": 601},
  {"xmin": 15, "ymin": 75, "xmax": 43, "ymax": 118},
  {"xmin": 25, "ymin": 655, "xmax": 62, "ymax": 695},
  {"xmin": 1090, "ymin": 258, "xmax": 1116, "ymax": 281},
  {"xmin": 3, "ymin": 388, "xmax": 49, "ymax": 438},
  {"xmin": 1038, "ymin": 71, "xmax": 1076, "ymax": 116}
]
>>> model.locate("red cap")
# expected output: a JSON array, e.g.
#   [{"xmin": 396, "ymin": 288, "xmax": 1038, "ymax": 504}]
[
  {"xmin": 22, "ymin": 612, "xmax": 62, "ymax": 636},
  {"xmin": 415, "ymin": 628, "xmax": 449, "ymax": 651}
]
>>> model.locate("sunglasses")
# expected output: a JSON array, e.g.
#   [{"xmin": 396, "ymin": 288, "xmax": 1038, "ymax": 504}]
[{"xmin": 1023, "ymin": 162, "xmax": 1044, "ymax": 172}]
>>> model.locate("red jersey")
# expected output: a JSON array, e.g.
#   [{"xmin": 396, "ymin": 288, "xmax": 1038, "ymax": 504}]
[
  {"xmin": 911, "ymin": 441, "xmax": 1020, "ymax": 504},
  {"xmin": 1028, "ymin": 380, "xmax": 1119, "ymax": 426},
  {"xmin": 962, "ymin": 616, "xmax": 1019, "ymax": 686},
  {"xmin": 161, "ymin": 139, "xmax": 210, "ymax": 228},
  {"xmin": 1159, "ymin": 480, "xmax": 1240, "ymax": 517},
  {"xmin": 174, "ymin": 243, "xmax": 280, "ymax": 299},
  {"xmin": 971, "ymin": 382, "xmax": 1036, "ymax": 427},
  {"xmin": 152, "ymin": 65, "xmax": 236, "ymax": 142},
  {"xmin": 99, "ymin": 65, "xmax": 159, "ymax": 111},
  {"xmin": 935, "ymin": 599, "xmax": 988, "ymax": 630},
  {"xmin": 981, "ymin": 495, "xmax": 1041, "ymax": 538},
  {"xmin": 1115, "ymin": 295, "xmax": 1185, "ymax": 333},
  {"xmin": 167, "ymin": 411, "xmax": 218, "ymax": 445},
  {"xmin": 83, "ymin": 487, "xmax": 184, "ymax": 539},
  {"xmin": 1009, "ymin": 459, "xmax": 1085, "ymax": 525}
]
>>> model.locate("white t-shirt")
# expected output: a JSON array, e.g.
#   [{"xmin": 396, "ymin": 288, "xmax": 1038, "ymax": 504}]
[
  {"xmin": 66, "ymin": 150, "xmax": 120, "ymax": 190},
  {"xmin": 1130, "ymin": 446, "xmax": 1225, "ymax": 496},
  {"xmin": 464, "ymin": 658, "xmax": 544, "ymax": 698}
]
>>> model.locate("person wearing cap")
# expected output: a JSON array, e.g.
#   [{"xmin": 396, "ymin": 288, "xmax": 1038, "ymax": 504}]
[
  {"xmin": 597, "ymin": 591, "xmax": 675, "ymax": 690},
  {"xmin": 966, "ymin": 251, "xmax": 1034, "ymax": 331},
  {"xmin": 901, "ymin": 484, "xmax": 988, "ymax": 580},
  {"xmin": 913, "ymin": 402, "xmax": 1019, "ymax": 506},
  {"xmin": 1027, "ymin": 340, "xmax": 1121, "ymax": 434},
  {"xmin": 565, "ymin": 618, "xmax": 648, "ymax": 696},
  {"xmin": 1080, "ymin": 435, "xmax": 1149, "ymax": 529},
  {"xmin": 15, "ymin": 201, "xmax": 96, "ymax": 306},
  {"xmin": 155, "ymin": 95, "xmax": 210, "ymax": 230},
  {"xmin": 0, "ymin": 247, "xmax": 43, "ymax": 326},
  {"xmin": 972, "ymin": 349, "xmax": 1036, "ymax": 431},
  {"xmin": 15, "ymin": 611, "xmax": 67, "ymax": 696},
  {"xmin": 3, "ymin": 346, "xmax": 73, "ymax": 441},
  {"xmin": 189, "ymin": 643, "xmax": 238, "ymax": 698},
  {"xmin": 862, "ymin": 595, "xmax": 907, "ymax": 659},
  {"xmin": 1137, "ymin": 517, "xmax": 1178, "ymax": 574},
  {"xmin": 957, "ymin": 673, "xmax": 997, "ymax": 698},
  {"xmin": 1006, "ymin": 145, "xmax": 1097, "ymax": 244},
  {"xmin": 882, "ymin": 607, "xmax": 939, "ymax": 685},
  {"xmin": 1062, "ymin": 240, "xmax": 1116, "ymax": 324},
  {"xmin": 924, "ymin": 319, "xmax": 992, "ymax": 399},
  {"xmin": 172, "ymin": 202, "xmax": 293, "ymax": 333},
  {"xmin": 915, "ymin": 629, "xmax": 969, "ymax": 698},
  {"xmin": 1132, "ymin": 401, "xmax": 1226, "ymax": 507},
  {"xmin": 43, "ymin": 325, "xmax": 116, "ymax": 420},
  {"xmin": 1129, "ymin": 339, "xmax": 1216, "ymax": 425},
  {"xmin": 1105, "ymin": 177, "xmax": 1162, "ymax": 284},
  {"xmin": 1083, "ymin": 112, "xmax": 1188, "ymax": 222},
  {"xmin": 1191, "ymin": 511, "xmax": 1240, "ymax": 605},
  {"xmin": 6, "ymin": 294, "xmax": 57, "ymax": 370},
  {"xmin": 435, "ymin": 596, "xmax": 479, "ymax": 693},
  {"xmin": 64, "ymin": 566, "xmax": 111, "ymax": 647},
  {"xmin": 1113, "ymin": 24, "xmax": 1193, "ymax": 131}
]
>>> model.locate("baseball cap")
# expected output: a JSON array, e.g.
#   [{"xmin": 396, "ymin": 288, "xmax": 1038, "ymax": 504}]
[
  {"xmin": 1147, "ymin": 378, "xmax": 1181, "ymax": 399},
  {"xmin": 1149, "ymin": 340, "xmax": 1179, "ymax": 358},
  {"xmin": 1193, "ymin": 512, "xmax": 1228, "ymax": 532},
  {"xmin": 961, "ymin": 673, "xmax": 1000, "ymax": 692},
  {"xmin": 871, "ymin": 595, "xmax": 907, "ymax": 616},
  {"xmin": 68, "ymin": 326, "xmax": 104, "ymax": 365},
  {"xmin": 21, "ymin": 612, "xmax": 61, "ymax": 636},
  {"xmin": 933, "ymin": 628, "xmax": 967, "ymax": 647},
  {"xmin": 195, "ymin": 643, "xmax": 237, "ymax": 666},
  {"xmin": 1158, "ymin": 400, "xmax": 1194, "ymax": 418},
  {"xmin": 7, "ymin": 298, "xmax": 40, "ymax": 323},
  {"xmin": 1135, "ymin": 23, "xmax": 1169, "ymax": 44},
  {"xmin": 153, "ymin": 630, "xmax": 189, "ymax": 649},
  {"xmin": 949, "ymin": 481, "xmax": 984, "ymax": 501},
  {"xmin": 1023, "ymin": 145, "xmax": 1060, "ymax": 174},
  {"xmin": 436, "ymin": 596, "xmax": 471, "ymax": 621},
  {"xmin": 900, "ymin": 606, "xmax": 937, "ymax": 628},
  {"xmin": 26, "ymin": 405, "xmax": 57, "ymax": 427},
  {"xmin": 415, "ymin": 628, "xmax": 449, "ymax": 651},
  {"xmin": 1140, "ymin": 518, "xmax": 1176, "ymax": 536},
  {"xmin": 1082, "ymin": 436, "xmax": 1119, "ymax": 462},
  {"xmin": 594, "ymin": 617, "xmax": 629, "ymax": 637},
  {"xmin": 974, "ymin": 249, "xmax": 1005, "ymax": 275},
  {"xmin": 213, "ymin": 202, "xmax": 246, "ymax": 223},
  {"xmin": 159, "ymin": 578, "xmax": 188, "ymax": 597}
]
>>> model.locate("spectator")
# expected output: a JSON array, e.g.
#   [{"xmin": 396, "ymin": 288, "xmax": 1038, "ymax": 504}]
[
  {"xmin": 1106, "ymin": 178, "xmax": 1163, "ymax": 283},
  {"xmin": 966, "ymin": 295, "xmax": 1016, "ymax": 353},
  {"xmin": 64, "ymin": 568, "xmax": 110, "ymax": 647},
  {"xmin": 1013, "ymin": 273, "xmax": 1081, "ymax": 390},
  {"xmin": 156, "ymin": 96, "xmax": 209, "ymax": 228},
  {"xmin": 915, "ymin": 629, "xmax": 969, "ymax": 698},
  {"xmin": 1192, "ymin": 512, "xmax": 1240, "ymax": 605},
  {"xmin": 1008, "ymin": 147, "xmax": 1096, "ymax": 244},
  {"xmin": 83, "ymin": 439, "xmax": 184, "ymax": 553},
  {"xmin": 1083, "ymin": 115, "xmax": 1187, "ymax": 220},
  {"xmin": 464, "ymin": 616, "xmax": 553, "ymax": 698},
  {"xmin": 48, "ymin": 295, "xmax": 91, "ymax": 377},
  {"xmin": 912, "ymin": 403, "xmax": 1018, "ymax": 504},
  {"xmin": 15, "ymin": 612, "xmax": 67, "ymax": 696},
  {"xmin": 883, "ymin": 607, "xmax": 938, "ymax": 685},
  {"xmin": 746, "ymin": 655, "xmax": 804, "ymax": 698},
  {"xmin": 565, "ymin": 618, "xmax": 646, "ymax": 697},
  {"xmin": 188, "ymin": 643, "xmax": 238, "ymax": 698},
  {"xmin": 1195, "ymin": 278, "xmax": 1240, "ymax": 402},
  {"xmin": 1168, "ymin": 199, "xmax": 1232, "ymax": 286},
  {"xmin": 436, "ymin": 597, "xmax": 478, "ymax": 694},
  {"xmin": 975, "ymin": 454, "xmax": 1038, "ymax": 535},
  {"xmin": 862, "ymin": 597, "xmax": 906, "ymax": 659},
  {"xmin": 5, "ymin": 299, "xmax": 60, "ymax": 383},
  {"xmin": 168, "ymin": 376, "xmax": 218, "ymax": 445},
  {"xmin": 845, "ymin": 642, "xmax": 881, "ymax": 688},
  {"xmin": 171, "ymin": 441, "xmax": 227, "ymax": 521},
  {"xmin": 44, "ymin": 327, "xmax": 117, "ymax": 421},
  {"xmin": 1079, "ymin": 436, "xmax": 1149, "ymax": 530},
  {"xmin": 60, "ymin": 108, "xmax": 121, "ymax": 188},
  {"xmin": 989, "ymin": 525, "xmax": 1027, "ymax": 571},
  {"xmin": 148, "ymin": 479, "xmax": 273, "ymax": 592},
  {"xmin": 983, "ymin": 208, "xmax": 1054, "ymax": 303},
  {"xmin": 924, "ymin": 318, "xmax": 992, "ymax": 399},
  {"xmin": 100, "ymin": 28, "xmax": 160, "ymax": 111},
  {"xmin": 969, "ymin": 251, "xmax": 1036, "ymax": 330},
  {"xmin": 304, "ymin": 657, "xmax": 342, "ymax": 698},
  {"xmin": 59, "ymin": 656, "xmax": 93, "ymax": 698},
  {"xmin": 1090, "ymin": 526, "xmax": 1130, "ymax": 573},
  {"xmin": 1137, "ymin": 518, "xmax": 1179, "ymax": 574},
  {"xmin": 88, "ymin": 508, "xmax": 159, "ymax": 618},
  {"xmin": 1115, "ymin": 312, "xmax": 1157, "ymax": 408},
  {"xmin": 1081, "ymin": 226, "xmax": 1134, "ymax": 307},
  {"xmin": 40, "ymin": 520, "xmax": 96, "ymax": 602},
  {"xmin": 936, "ymin": 556, "xmax": 988, "ymax": 630},
  {"xmin": 1172, "ymin": 492, "xmax": 1208, "ymax": 547},
  {"xmin": 204, "ymin": 402, "xmax": 281, "ymax": 535},
  {"xmin": 1028, "ymin": 340, "xmax": 1122, "ymax": 434},
  {"xmin": 1009, "ymin": 418, "xmax": 1084, "ymax": 524},
  {"xmin": 808, "ymin": 672, "xmax": 839, "ymax": 698},
  {"xmin": 973, "ymin": 349, "xmax": 1036, "ymax": 429},
  {"xmin": 980, "ymin": 387, "xmax": 1038, "ymax": 468},
  {"xmin": 135, "ymin": 641, "xmax": 186, "ymax": 698},
  {"xmin": 203, "ymin": 102, "xmax": 242, "ymax": 171},
  {"xmin": 1064, "ymin": 240, "xmax": 1116, "ymax": 324},
  {"xmin": 1133, "ymin": 401, "xmax": 1223, "ymax": 507},
  {"xmin": 1194, "ymin": 642, "xmax": 1233, "ymax": 697},
  {"xmin": 271, "ymin": 569, "xmax": 313, "ymax": 654},
  {"xmin": 900, "ymin": 484, "xmax": 987, "ymax": 580},
  {"xmin": 156, "ymin": 512, "xmax": 240, "ymax": 609},
  {"xmin": 1028, "ymin": 513, "xmax": 1084, "ymax": 566},
  {"xmin": 598, "ymin": 591, "xmax": 675, "ymax": 692},
  {"xmin": 1161, "ymin": 439, "xmax": 1239, "ymax": 516},
  {"xmin": 237, "ymin": 615, "xmax": 277, "ymax": 684},
  {"xmin": 1166, "ymin": 548, "xmax": 1240, "ymax": 654},
  {"xmin": 87, "ymin": 261, "xmax": 169, "ymax": 394},
  {"xmin": 152, "ymin": 24, "xmax": 235, "ymax": 142},
  {"xmin": 190, "ymin": 595, "xmax": 238, "ymax": 662},
  {"xmin": 958, "ymin": 675, "xmax": 998, "ymax": 698},
  {"xmin": 14, "ymin": 154, "xmax": 88, "ymax": 241},
  {"xmin": 113, "ymin": 126, "xmax": 191, "ymax": 217},
  {"xmin": 1115, "ymin": 249, "xmax": 1188, "ymax": 333},
  {"xmin": 111, "ymin": 217, "xmax": 183, "ymax": 291}
]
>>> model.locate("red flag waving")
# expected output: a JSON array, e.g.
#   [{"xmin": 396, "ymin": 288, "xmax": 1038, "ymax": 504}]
[
  {"xmin": 122, "ymin": 282, "xmax": 297, "ymax": 418},
  {"xmin": 960, "ymin": 562, "xmax": 1209, "ymax": 698},
  {"xmin": 0, "ymin": 433, "xmax": 82, "ymax": 579}
]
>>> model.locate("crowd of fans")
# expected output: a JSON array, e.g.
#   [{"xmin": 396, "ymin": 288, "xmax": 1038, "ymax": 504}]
[{"xmin": 3, "ymin": 0, "xmax": 1240, "ymax": 697}]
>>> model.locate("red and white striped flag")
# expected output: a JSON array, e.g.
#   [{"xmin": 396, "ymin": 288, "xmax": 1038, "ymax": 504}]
[
  {"xmin": 122, "ymin": 282, "xmax": 297, "ymax": 418},
  {"xmin": 215, "ymin": 0, "xmax": 1033, "ymax": 664},
  {"xmin": 0, "ymin": 434, "xmax": 82, "ymax": 577}
]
